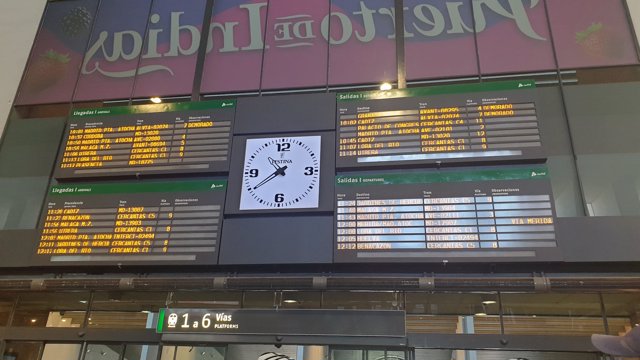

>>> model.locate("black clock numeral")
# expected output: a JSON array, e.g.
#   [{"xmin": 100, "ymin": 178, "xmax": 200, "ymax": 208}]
[
  {"xmin": 276, "ymin": 143, "xmax": 291, "ymax": 152},
  {"xmin": 249, "ymin": 169, "xmax": 259, "ymax": 177},
  {"xmin": 275, "ymin": 193, "xmax": 285, "ymax": 203},
  {"xmin": 304, "ymin": 167, "xmax": 314, "ymax": 175}
]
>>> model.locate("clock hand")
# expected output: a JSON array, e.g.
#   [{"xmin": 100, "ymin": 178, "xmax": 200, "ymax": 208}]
[
  {"xmin": 268, "ymin": 157, "xmax": 281, "ymax": 170},
  {"xmin": 253, "ymin": 165, "xmax": 288, "ymax": 190}
]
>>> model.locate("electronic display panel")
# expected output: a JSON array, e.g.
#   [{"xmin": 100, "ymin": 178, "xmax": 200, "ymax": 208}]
[
  {"xmin": 33, "ymin": 180, "xmax": 225, "ymax": 266},
  {"xmin": 336, "ymin": 80, "xmax": 544, "ymax": 169},
  {"xmin": 335, "ymin": 167, "xmax": 560, "ymax": 262},
  {"xmin": 54, "ymin": 100, "xmax": 235, "ymax": 180}
]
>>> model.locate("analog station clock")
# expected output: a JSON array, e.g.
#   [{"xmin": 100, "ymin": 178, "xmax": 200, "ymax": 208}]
[{"xmin": 239, "ymin": 135, "xmax": 321, "ymax": 210}]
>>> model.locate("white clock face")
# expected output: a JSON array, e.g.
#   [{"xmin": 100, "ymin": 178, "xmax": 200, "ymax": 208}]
[{"xmin": 240, "ymin": 136, "xmax": 321, "ymax": 210}]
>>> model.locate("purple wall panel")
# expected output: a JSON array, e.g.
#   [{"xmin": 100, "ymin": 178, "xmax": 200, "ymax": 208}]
[
  {"xmin": 547, "ymin": 0, "xmax": 639, "ymax": 69},
  {"xmin": 132, "ymin": 0, "xmax": 207, "ymax": 98},
  {"xmin": 260, "ymin": 0, "xmax": 330, "ymax": 90},
  {"xmin": 73, "ymin": 0, "xmax": 153, "ymax": 101},
  {"xmin": 16, "ymin": 0, "xmax": 99, "ymax": 105},
  {"xmin": 200, "ymin": 0, "xmax": 267, "ymax": 94}
]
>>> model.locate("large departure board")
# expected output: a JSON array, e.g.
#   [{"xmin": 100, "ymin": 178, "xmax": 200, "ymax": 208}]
[
  {"xmin": 335, "ymin": 167, "xmax": 559, "ymax": 262},
  {"xmin": 336, "ymin": 80, "xmax": 543, "ymax": 169},
  {"xmin": 54, "ymin": 100, "xmax": 235, "ymax": 179},
  {"xmin": 34, "ymin": 180, "xmax": 225, "ymax": 265}
]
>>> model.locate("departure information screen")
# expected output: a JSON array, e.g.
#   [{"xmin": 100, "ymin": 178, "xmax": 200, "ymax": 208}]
[
  {"xmin": 34, "ymin": 180, "xmax": 225, "ymax": 265},
  {"xmin": 54, "ymin": 100, "xmax": 235, "ymax": 179},
  {"xmin": 336, "ymin": 80, "xmax": 543, "ymax": 169},
  {"xmin": 334, "ymin": 167, "xmax": 557, "ymax": 262}
]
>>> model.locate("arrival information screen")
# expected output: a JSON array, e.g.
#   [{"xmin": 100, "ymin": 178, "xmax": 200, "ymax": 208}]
[
  {"xmin": 54, "ymin": 100, "xmax": 235, "ymax": 179},
  {"xmin": 34, "ymin": 180, "xmax": 225, "ymax": 265},
  {"xmin": 336, "ymin": 80, "xmax": 543, "ymax": 168},
  {"xmin": 334, "ymin": 167, "xmax": 557, "ymax": 262}
]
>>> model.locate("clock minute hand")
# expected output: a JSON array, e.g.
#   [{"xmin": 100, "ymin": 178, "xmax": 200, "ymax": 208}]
[{"xmin": 252, "ymin": 165, "xmax": 288, "ymax": 190}]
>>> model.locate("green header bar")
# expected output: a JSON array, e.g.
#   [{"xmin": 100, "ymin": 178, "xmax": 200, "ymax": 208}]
[
  {"xmin": 71, "ymin": 99, "xmax": 236, "ymax": 118},
  {"xmin": 50, "ymin": 180, "xmax": 227, "ymax": 196},
  {"xmin": 337, "ymin": 80, "xmax": 535, "ymax": 102},
  {"xmin": 336, "ymin": 167, "xmax": 548, "ymax": 186},
  {"xmin": 157, "ymin": 308, "xmax": 165, "ymax": 333}
]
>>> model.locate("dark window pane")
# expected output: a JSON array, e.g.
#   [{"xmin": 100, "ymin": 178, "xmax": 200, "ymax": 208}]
[
  {"xmin": 322, "ymin": 291, "xmax": 401, "ymax": 310},
  {"xmin": 175, "ymin": 346, "xmax": 225, "ymax": 360},
  {"xmin": 3, "ymin": 342, "xmax": 42, "ymax": 360},
  {"xmin": 13, "ymin": 292, "xmax": 89, "ymax": 327},
  {"xmin": 124, "ymin": 344, "xmax": 159, "ymax": 360}
]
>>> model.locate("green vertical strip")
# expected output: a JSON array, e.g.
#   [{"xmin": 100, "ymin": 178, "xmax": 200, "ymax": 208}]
[{"xmin": 157, "ymin": 308, "xmax": 166, "ymax": 333}]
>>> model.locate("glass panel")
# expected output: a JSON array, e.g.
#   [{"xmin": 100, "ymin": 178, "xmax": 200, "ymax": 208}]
[
  {"xmin": 501, "ymin": 293, "xmax": 605, "ymax": 335},
  {"xmin": 124, "ymin": 345, "xmax": 159, "ymax": 360},
  {"xmin": 405, "ymin": 0, "xmax": 478, "ymax": 81},
  {"xmin": 261, "ymin": 0, "xmax": 329, "ymax": 90},
  {"xmin": 201, "ymin": 0, "xmax": 266, "ymax": 94},
  {"xmin": 2, "ymin": 342, "xmax": 42, "ymax": 360},
  {"xmin": 0, "ymin": 293, "xmax": 15, "ymax": 326},
  {"xmin": 322, "ymin": 291, "xmax": 401, "ymax": 310},
  {"xmin": 171, "ymin": 291, "xmax": 242, "ymax": 309},
  {"xmin": 41, "ymin": 344, "xmax": 82, "ymax": 360},
  {"xmin": 132, "ymin": 0, "xmax": 207, "ymax": 98},
  {"xmin": 603, "ymin": 293, "xmax": 640, "ymax": 335},
  {"xmin": 476, "ymin": 0, "xmax": 555, "ymax": 74},
  {"xmin": 535, "ymin": 86, "xmax": 584, "ymax": 217},
  {"xmin": 175, "ymin": 346, "xmax": 225, "ymax": 360},
  {"xmin": 88, "ymin": 291, "xmax": 168, "ymax": 329},
  {"xmin": 159, "ymin": 346, "xmax": 175, "ymax": 360},
  {"xmin": 333, "ymin": 349, "xmax": 363, "ymax": 360},
  {"xmin": 12, "ymin": 292, "xmax": 89, "ymax": 327},
  {"xmin": 280, "ymin": 291, "xmax": 322, "ymax": 309},
  {"xmin": 563, "ymin": 82, "xmax": 640, "ymax": 216},
  {"xmin": 476, "ymin": 350, "xmax": 598, "ymax": 360},
  {"xmin": 414, "ymin": 349, "xmax": 453, "ymax": 360},
  {"xmin": 74, "ymin": 0, "xmax": 154, "ymax": 101},
  {"xmin": 547, "ymin": 0, "xmax": 639, "ymax": 69},
  {"xmin": 242, "ymin": 291, "xmax": 276, "ymax": 309},
  {"xmin": 226, "ymin": 345, "xmax": 304, "ymax": 360},
  {"xmin": 84, "ymin": 345, "xmax": 123, "ymax": 360},
  {"xmin": 405, "ymin": 292, "xmax": 500, "ymax": 334},
  {"xmin": 328, "ymin": 0, "xmax": 396, "ymax": 86},
  {"xmin": 15, "ymin": 0, "xmax": 100, "ymax": 105}
]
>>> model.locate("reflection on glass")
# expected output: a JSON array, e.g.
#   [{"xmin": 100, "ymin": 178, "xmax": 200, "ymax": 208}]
[
  {"xmin": 41, "ymin": 344, "xmax": 82, "ymax": 360},
  {"xmin": 171, "ymin": 291, "xmax": 242, "ymax": 309},
  {"xmin": 85, "ymin": 345, "xmax": 123, "ymax": 360},
  {"xmin": 2, "ymin": 342, "xmax": 42, "ymax": 360},
  {"xmin": 405, "ymin": 292, "xmax": 499, "ymax": 334},
  {"xmin": 88, "ymin": 291, "xmax": 167, "ymax": 329},
  {"xmin": 13, "ymin": 292, "xmax": 89, "ymax": 327},
  {"xmin": 602, "ymin": 294, "xmax": 640, "ymax": 335},
  {"xmin": 323, "ymin": 291, "xmax": 401, "ymax": 310},
  {"xmin": 501, "ymin": 293, "xmax": 604, "ymax": 336},
  {"xmin": 175, "ymin": 346, "xmax": 224, "ymax": 360},
  {"xmin": 124, "ymin": 345, "xmax": 159, "ymax": 360}
]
